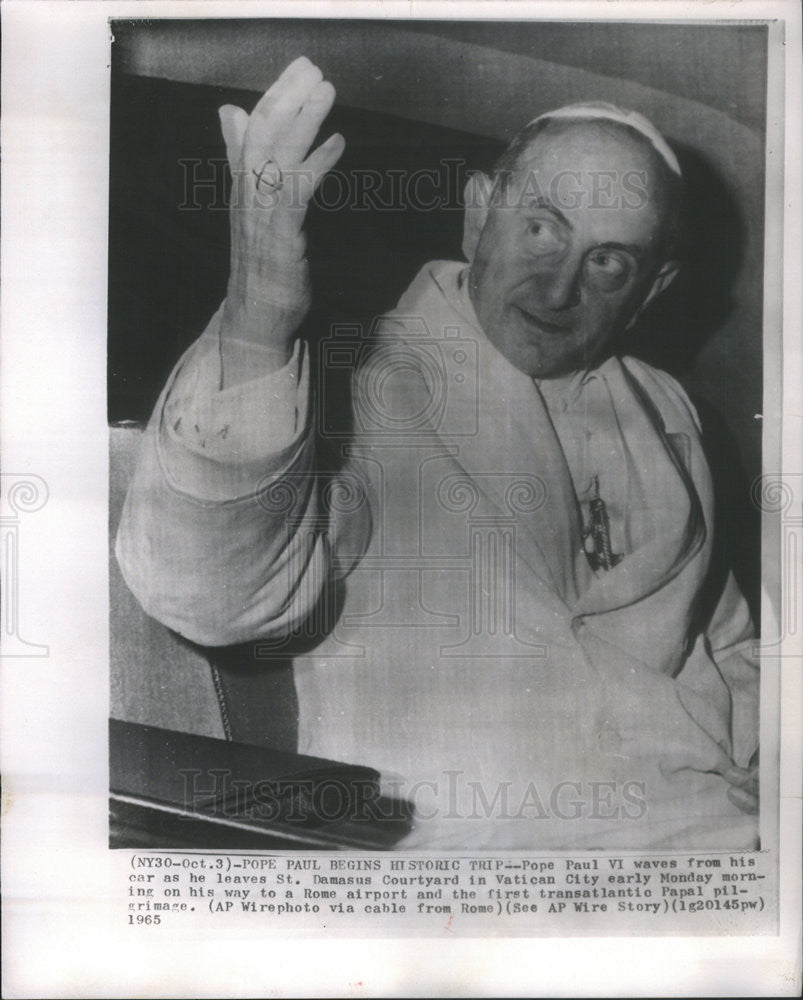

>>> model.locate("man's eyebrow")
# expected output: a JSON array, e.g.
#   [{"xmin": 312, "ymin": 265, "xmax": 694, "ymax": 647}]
[
  {"xmin": 522, "ymin": 197, "xmax": 647, "ymax": 257},
  {"xmin": 523, "ymin": 195, "xmax": 573, "ymax": 229},
  {"xmin": 594, "ymin": 240, "xmax": 645, "ymax": 258}
]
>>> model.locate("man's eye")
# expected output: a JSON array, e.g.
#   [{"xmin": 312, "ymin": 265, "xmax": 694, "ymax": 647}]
[{"xmin": 585, "ymin": 251, "xmax": 631, "ymax": 290}]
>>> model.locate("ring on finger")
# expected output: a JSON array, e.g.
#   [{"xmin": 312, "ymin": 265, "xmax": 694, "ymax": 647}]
[{"xmin": 253, "ymin": 159, "xmax": 284, "ymax": 192}]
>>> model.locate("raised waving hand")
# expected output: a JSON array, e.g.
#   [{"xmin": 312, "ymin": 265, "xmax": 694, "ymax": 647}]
[{"xmin": 217, "ymin": 57, "xmax": 345, "ymax": 367}]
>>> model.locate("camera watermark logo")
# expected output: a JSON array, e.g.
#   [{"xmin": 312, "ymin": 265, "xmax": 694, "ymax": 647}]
[
  {"xmin": 319, "ymin": 316, "xmax": 479, "ymax": 440},
  {"xmin": 251, "ymin": 468, "xmax": 370, "ymax": 660},
  {"xmin": 246, "ymin": 315, "xmax": 550, "ymax": 660}
]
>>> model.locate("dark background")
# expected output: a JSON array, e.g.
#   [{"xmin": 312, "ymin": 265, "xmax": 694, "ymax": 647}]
[{"xmin": 108, "ymin": 18, "xmax": 767, "ymax": 620}]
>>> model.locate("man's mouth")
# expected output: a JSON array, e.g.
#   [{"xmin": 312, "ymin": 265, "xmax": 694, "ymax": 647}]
[{"xmin": 513, "ymin": 305, "xmax": 572, "ymax": 335}]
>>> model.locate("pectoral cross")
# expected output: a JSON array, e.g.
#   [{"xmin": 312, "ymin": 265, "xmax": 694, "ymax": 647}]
[{"xmin": 583, "ymin": 475, "xmax": 623, "ymax": 572}]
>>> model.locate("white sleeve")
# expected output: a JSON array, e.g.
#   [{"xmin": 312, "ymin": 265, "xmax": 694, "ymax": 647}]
[
  {"xmin": 115, "ymin": 308, "xmax": 344, "ymax": 647},
  {"xmin": 157, "ymin": 304, "xmax": 310, "ymax": 501}
]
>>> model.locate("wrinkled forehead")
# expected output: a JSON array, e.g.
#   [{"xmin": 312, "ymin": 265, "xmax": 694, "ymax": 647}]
[
  {"xmin": 510, "ymin": 118, "xmax": 670, "ymax": 204},
  {"xmin": 500, "ymin": 118, "xmax": 672, "ymax": 242},
  {"xmin": 524, "ymin": 118, "xmax": 660, "ymax": 177}
]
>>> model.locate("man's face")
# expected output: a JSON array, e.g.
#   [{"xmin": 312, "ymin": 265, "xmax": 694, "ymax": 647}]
[{"xmin": 468, "ymin": 121, "xmax": 672, "ymax": 378}]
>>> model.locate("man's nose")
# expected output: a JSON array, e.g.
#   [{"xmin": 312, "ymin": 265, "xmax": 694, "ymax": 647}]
[{"xmin": 540, "ymin": 256, "xmax": 582, "ymax": 311}]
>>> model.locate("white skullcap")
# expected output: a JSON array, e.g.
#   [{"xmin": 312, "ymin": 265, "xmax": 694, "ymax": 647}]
[{"xmin": 529, "ymin": 102, "xmax": 682, "ymax": 178}]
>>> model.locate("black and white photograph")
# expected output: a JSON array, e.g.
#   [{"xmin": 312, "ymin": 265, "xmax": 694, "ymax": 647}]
[
  {"xmin": 2, "ymin": 1, "xmax": 801, "ymax": 996},
  {"xmin": 110, "ymin": 17, "xmax": 767, "ymax": 853}
]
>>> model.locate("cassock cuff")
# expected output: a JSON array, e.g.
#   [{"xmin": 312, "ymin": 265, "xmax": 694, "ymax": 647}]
[{"xmin": 157, "ymin": 307, "xmax": 310, "ymax": 502}]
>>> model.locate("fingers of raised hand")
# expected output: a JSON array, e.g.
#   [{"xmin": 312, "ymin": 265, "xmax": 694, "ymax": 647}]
[
  {"xmin": 245, "ymin": 56, "xmax": 326, "ymax": 170},
  {"xmin": 218, "ymin": 105, "xmax": 249, "ymax": 170},
  {"xmin": 297, "ymin": 130, "xmax": 346, "ymax": 204},
  {"xmin": 269, "ymin": 80, "xmax": 337, "ymax": 172},
  {"xmin": 224, "ymin": 57, "xmax": 344, "ymax": 233},
  {"xmin": 267, "ymin": 131, "xmax": 346, "ymax": 243}
]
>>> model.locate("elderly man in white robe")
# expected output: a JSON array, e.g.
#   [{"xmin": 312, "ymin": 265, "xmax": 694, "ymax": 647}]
[{"xmin": 117, "ymin": 57, "xmax": 760, "ymax": 849}]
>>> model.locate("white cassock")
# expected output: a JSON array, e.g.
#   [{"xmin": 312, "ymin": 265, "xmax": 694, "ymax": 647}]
[{"xmin": 117, "ymin": 260, "xmax": 759, "ymax": 849}]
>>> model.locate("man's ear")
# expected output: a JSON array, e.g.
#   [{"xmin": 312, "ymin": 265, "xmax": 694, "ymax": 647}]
[
  {"xmin": 462, "ymin": 172, "xmax": 495, "ymax": 262},
  {"xmin": 626, "ymin": 260, "xmax": 679, "ymax": 328}
]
